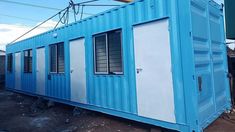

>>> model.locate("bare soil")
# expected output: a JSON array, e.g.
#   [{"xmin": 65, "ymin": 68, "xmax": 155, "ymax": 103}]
[{"xmin": 0, "ymin": 85, "xmax": 234, "ymax": 132}]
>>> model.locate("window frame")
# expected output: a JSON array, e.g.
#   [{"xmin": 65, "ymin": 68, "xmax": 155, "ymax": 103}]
[
  {"xmin": 93, "ymin": 33, "xmax": 109, "ymax": 75},
  {"xmin": 49, "ymin": 44, "xmax": 58, "ymax": 74},
  {"xmin": 49, "ymin": 42, "xmax": 65, "ymax": 74},
  {"xmin": 108, "ymin": 30, "xmax": 123, "ymax": 75},
  {"xmin": 23, "ymin": 49, "xmax": 33, "ymax": 73},
  {"xmin": 7, "ymin": 53, "xmax": 13, "ymax": 73},
  {"xmin": 93, "ymin": 29, "xmax": 124, "ymax": 75},
  {"xmin": 57, "ymin": 43, "xmax": 65, "ymax": 73}
]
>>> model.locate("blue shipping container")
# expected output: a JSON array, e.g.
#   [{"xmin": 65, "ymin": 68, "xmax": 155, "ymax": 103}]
[{"xmin": 5, "ymin": 0, "xmax": 231, "ymax": 132}]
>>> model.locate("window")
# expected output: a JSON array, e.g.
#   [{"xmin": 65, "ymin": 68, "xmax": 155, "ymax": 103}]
[
  {"xmin": 50, "ymin": 45, "xmax": 57, "ymax": 73},
  {"xmin": 50, "ymin": 42, "xmax": 64, "ymax": 73},
  {"xmin": 24, "ymin": 49, "xmax": 33, "ymax": 73},
  {"xmin": 94, "ymin": 34, "xmax": 108, "ymax": 73},
  {"xmin": 94, "ymin": 30, "xmax": 123, "ymax": 74},
  {"xmin": 7, "ymin": 53, "xmax": 13, "ymax": 72},
  {"xmin": 108, "ymin": 30, "xmax": 122, "ymax": 73}
]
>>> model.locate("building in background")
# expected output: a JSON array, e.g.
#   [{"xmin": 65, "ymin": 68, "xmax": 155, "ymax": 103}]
[
  {"xmin": 225, "ymin": 0, "xmax": 235, "ymax": 39},
  {"xmin": 213, "ymin": 0, "xmax": 235, "ymax": 50},
  {"xmin": 0, "ymin": 50, "xmax": 5, "ymax": 85}
]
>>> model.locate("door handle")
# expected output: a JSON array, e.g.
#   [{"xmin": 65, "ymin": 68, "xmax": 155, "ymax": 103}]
[
  {"xmin": 136, "ymin": 68, "xmax": 143, "ymax": 74},
  {"xmin": 70, "ymin": 69, "xmax": 74, "ymax": 73}
]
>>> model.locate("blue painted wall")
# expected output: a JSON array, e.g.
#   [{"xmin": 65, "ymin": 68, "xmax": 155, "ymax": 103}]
[{"xmin": 6, "ymin": 0, "xmax": 170, "ymax": 113}]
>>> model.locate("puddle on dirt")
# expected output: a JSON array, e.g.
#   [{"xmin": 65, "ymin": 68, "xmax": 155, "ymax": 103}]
[{"xmin": 30, "ymin": 117, "xmax": 51, "ymax": 128}]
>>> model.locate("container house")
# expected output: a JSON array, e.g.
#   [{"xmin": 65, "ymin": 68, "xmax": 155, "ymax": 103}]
[{"xmin": 5, "ymin": 0, "xmax": 231, "ymax": 132}]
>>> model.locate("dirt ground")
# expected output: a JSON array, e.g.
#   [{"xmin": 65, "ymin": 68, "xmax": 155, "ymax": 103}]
[{"xmin": 0, "ymin": 84, "xmax": 235, "ymax": 132}]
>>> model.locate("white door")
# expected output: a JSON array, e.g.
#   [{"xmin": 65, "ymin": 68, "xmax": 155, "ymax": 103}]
[
  {"xmin": 70, "ymin": 38, "xmax": 87, "ymax": 104},
  {"xmin": 36, "ymin": 47, "xmax": 46, "ymax": 95},
  {"xmin": 133, "ymin": 19, "xmax": 176, "ymax": 123},
  {"xmin": 15, "ymin": 52, "xmax": 21, "ymax": 90}
]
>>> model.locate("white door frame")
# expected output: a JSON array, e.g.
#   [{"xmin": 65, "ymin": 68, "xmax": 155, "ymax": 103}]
[
  {"xmin": 36, "ymin": 47, "xmax": 46, "ymax": 95},
  {"xmin": 133, "ymin": 19, "xmax": 176, "ymax": 123},
  {"xmin": 15, "ymin": 52, "xmax": 21, "ymax": 90},
  {"xmin": 70, "ymin": 38, "xmax": 87, "ymax": 104}
]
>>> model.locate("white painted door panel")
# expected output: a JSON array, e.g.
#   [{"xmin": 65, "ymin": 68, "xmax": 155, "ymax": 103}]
[
  {"xmin": 133, "ymin": 19, "xmax": 176, "ymax": 123},
  {"xmin": 70, "ymin": 38, "xmax": 87, "ymax": 104},
  {"xmin": 15, "ymin": 52, "xmax": 21, "ymax": 90},
  {"xmin": 36, "ymin": 48, "xmax": 46, "ymax": 95}
]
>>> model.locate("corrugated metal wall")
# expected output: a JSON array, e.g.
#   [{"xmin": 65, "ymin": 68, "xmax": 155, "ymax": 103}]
[
  {"xmin": 190, "ymin": 0, "xmax": 230, "ymax": 129},
  {"xmin": 80, "ymin": 0, "xmax": 168, "ymax": 113},
  {"xmin": 6, "ymin": 0, "xmax": 170, "ymax": 114}
]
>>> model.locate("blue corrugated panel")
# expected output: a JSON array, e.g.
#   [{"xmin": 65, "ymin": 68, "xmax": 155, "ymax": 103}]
[
  {"xmin": 5, "ymin": 73, "xmax": 14, "ymax": 89},
  {"xmin": 190, "ymin": 0, "xmax": 230, "ymax": 129}
]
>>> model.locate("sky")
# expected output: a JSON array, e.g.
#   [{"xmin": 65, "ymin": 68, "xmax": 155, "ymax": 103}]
[
  {"xmin": 214, "ymin": 0, "xmax": 223, "ymax": 4},
  {"xmin": 0, "ymin": 0, "xmax": 123, "ymax": 50}
]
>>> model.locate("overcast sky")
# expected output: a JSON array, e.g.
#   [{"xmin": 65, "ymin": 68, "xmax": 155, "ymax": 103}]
[{"xmin": 0, "ymin": 0, "xmax": 226, "ymax": 51}]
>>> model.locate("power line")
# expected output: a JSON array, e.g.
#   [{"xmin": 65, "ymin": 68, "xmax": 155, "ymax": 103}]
[
  {"xmin": 8, "ymin": 10, "xmax": 65, "ymax": 45},
  {"xmin": 6, "ymin": 0, "xmax": 121, "ymax": 44},
  {"xmin": 0, "ymin": 12, "xmax": 94, "ymax": 23},
  {"xmin": 0, "ymin": 0, "xmax": 94, "ymax": 16},
  {"xmin": 54, "ymin": 8, "xmax": 69, "ymax": 29},
  {"xmin": 0, "ymin": 13, "xmax": 40, "ymax": 22},
  {"xmin": 0, "ymin": 0, "xmax": 61, "ymax": 11},
  {"xmin": 8, "ymin": 0, "xmax": 99, "ymax": 45},
  {"xmin": 81, "ymin": 4, "xmax": 121, "ymax": 6},
  {"xmin": 0, "ymin": 2, "xmax": 120, "ymax": 26},
  {"xmin": 80, "ymin": 5, "xmax": 84, "ymax": 20}
]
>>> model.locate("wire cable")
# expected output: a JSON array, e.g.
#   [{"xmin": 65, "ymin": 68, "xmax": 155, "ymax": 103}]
[
  {"xmin": 0, "ymin": 13, "xmax": 40, "ymax": 22},
  {"xmin": 8, "ymin": 0, "xmax": 98, "ymax": 45},
  {"xmin": 80, "ymin": 5, "xmax": 84, "ymax": 20},
  {"xmin": 55, "ymin": 9, "xmax": 68, "ymax": 29},
  {"xmin": 0, "ymin": 0, "xmax": 61, "ymax": 11},
  {"xmin": 81, "ymin": 4, "xmax": 121, "ymax": 6},
  {"xmin": 74, "ymin": 0, "xmax": 99, "ymax": 6},
  {"xmin": 70, "ymin": 0, "xmax": 78, "ymax": 22},
  {"xmin": 8, "ymin": 9, "xmax": 66, "ymax": 45},
  {"xmin": 0, "ymin": 0, "xmax": 94, "ymax": 16}
]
